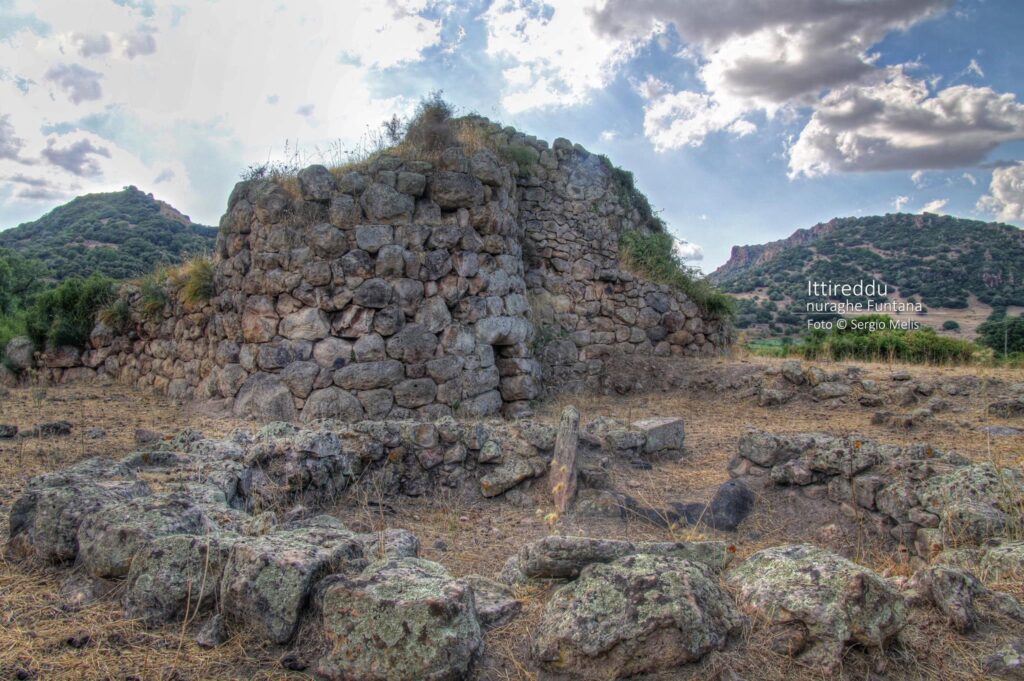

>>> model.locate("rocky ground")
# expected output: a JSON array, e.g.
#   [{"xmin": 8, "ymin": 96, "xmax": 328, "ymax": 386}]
[{"xmin": 0, "ymin": 355, "xmax": 1022, "ymax": 680}]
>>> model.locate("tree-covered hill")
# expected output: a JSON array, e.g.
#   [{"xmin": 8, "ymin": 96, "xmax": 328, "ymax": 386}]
[
  {"xmin": 0, "ymin": 186, "xmax": 217, "ymax": 280},
  {"xmin": 710, "ymin": 213, "xmax": 1024, "ymax": 334}
]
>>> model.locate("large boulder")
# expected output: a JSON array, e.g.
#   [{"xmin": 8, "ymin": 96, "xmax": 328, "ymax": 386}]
[
  {"xmin": 360, "ymin": 182, "xmax": 414, "ymax": 220},
  {"xmin": 219, "ymin": 520, "xmax": 364, "ymax": 643},
  {"xmin": 233, "ymin": 372, "xmax": 298, "ymax": 421},
  {"xmin": 429, "ymin": 171, "xmax": 485, "ymax": 209},
  {"xmin": 8, "ymin": 459, "xmax": 149, "ymax": 563},
  {"xmin": 916, "ymin": 463, "xmax": 1023, "ymax": 544},
  {"xmin": 77, "ymin": 493, "xmax": 216, "ymax": 578},
  {"xmin": 533, "ymin": 553, "xmax": 743, "ymax": 679},
  {"xmin": 124, "ymin": 533, "xmax": 238, "ymax": 626},
  {"xmin": 297, "ymin": 164, "xmax": 337, "ymax": 201},
  {"xmin": 727, "ymin": 545, "xmax": 906, "ymax": 671},
  {"xmin": 316, "ymin": 558, "xmax": 483, "ymax": 681},
  {"xmin": 4, "ymin": 336, "xmax": 34, "ymax": 370}
]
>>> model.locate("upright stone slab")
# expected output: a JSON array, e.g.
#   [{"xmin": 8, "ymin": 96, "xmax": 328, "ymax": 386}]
[{"xmin": 549, "ymin": 405, "xmax": 580, "ymax": 513}]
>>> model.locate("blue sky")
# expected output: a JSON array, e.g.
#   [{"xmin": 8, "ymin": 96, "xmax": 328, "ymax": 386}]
[{"xmin": 1, "ymin": 0, "xmax": 1023, "ymax": 271}]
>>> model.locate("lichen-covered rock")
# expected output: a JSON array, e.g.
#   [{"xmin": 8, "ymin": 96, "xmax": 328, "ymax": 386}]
[
  {"xmin": 534, "ymin": 553, "xmax": 743, "ymax": 679},
  {"xmin": 316, "ymin": 557, "xmax": 482, "ymax": 681},
  {"xmin": 479, "ymin": 457, "xmax": 544, "ymax": 497},
  {"xmin": 916, "ymin": 464, "xmax": 1023, "ymax": 544},
  {"xmin": 220, "ymin": 520, "xmax": 364, "ymax": 643},
  {"xmin": 77, "ymin": 493, "xmax": 216, "ymax": 578},
  {"xmin": 355, "ymin": 528, "xmax": 421, "ymax": 561},
  {"xmin": 501, "ymin": 535, "xmax": 731, "ymax": 583},
  {"xmin": 239, "ymin": 427, "xmax": 356, "ymax": 509},
  {"xmin": 984, "ymin": 639, "xmax": 1024, "ymax": 679},
  {"xmin": 632, "ymin": 416, "xmax": 684, "ymax": 456},
  {"xmin": 727, "ymin": 544, "xmax": 906, "ymax": 671},
  {"xmin": 461, "ymin": 575, "xmax": 521, "ymax": 628},
  {"xmin": 124, "ymin": 533, "xmax": 238, "ymax": 626},
  {"xmin": 8, "ymin": 459, "xmax": 149, "ymax": 563}
]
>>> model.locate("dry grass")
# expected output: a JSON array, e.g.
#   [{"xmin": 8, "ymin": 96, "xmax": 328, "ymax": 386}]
[{"xmin": 1, "ymin": 356, "xmax": 1022, "ymax": 680}]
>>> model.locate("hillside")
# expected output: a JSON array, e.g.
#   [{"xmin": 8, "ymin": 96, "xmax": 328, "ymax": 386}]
[
  {"xmin": 0, "ymin": 186, "xmax": 217, "ymax": 280},
  {"xmin": 710, "ymin": 213, "xmax": 1024, "ymax": 335}
]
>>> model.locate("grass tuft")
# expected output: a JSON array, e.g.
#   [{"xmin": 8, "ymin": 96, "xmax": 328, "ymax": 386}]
[{"xmin": 620, "ymin": 230, "xmax": 735, "ymax": 317}]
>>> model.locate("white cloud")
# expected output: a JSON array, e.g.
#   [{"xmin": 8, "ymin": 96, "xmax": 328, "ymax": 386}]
[
  {"xmin": 482, "ymin": 0, "xmax": 654, "ymax": 112},
  {"xmin": 641, "ymin": 86, "xmax": 756, "ymax": 150},
  {"xmin": 673, "ymin": 238, "xmax": 703, "ymax": 261},
  {"xmin": 788, "ymin": 67, "xmax": 1024, "ymax": 176},
  {"xmin": 598, "ymin": 130, "xmax": 618, "ymax": 142},
  {"xmin": 978, "ymin": 163, "xmax": 1024, "ymax": 221},
  {"xmin": 0, "ymin": 0, "xmax": 447, "ymax": 224},
  {"xmin": 587, "ymin": 0, "xmax": 954, "ymax": 150},
  {"xmin": 894, "ymin": 195, "xmax": 910, "ymax": 211},
  {"xmin": 919, "ymin": 198, "xmax": 948, "ymax": 214},
  {"xmin": 962, "ymin": 172, "xmax": 977, "ymax": 186},
  {"xmin": 965, "ymin": 58, "xmax": 984, "ymax": 78},
  {"xmin": 911, "ymin": 170, "xmax": 927, "ymax": 187},
  {"xmin": 44, "ymin": 63, "xmax": 104, "ymax": 104}
]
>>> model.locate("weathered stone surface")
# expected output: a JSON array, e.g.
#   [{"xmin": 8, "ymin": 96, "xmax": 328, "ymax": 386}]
[
  {"xmin": 280, "ymin": 361, "xmax": 321, "ymax": 398},
  {"xmin": 297, "ymin": 164, "xmax": 336, "ymax": 201},
  {"xmin": 220, "ymin": 520, "xmax": 364, "ymax": 643},
  {"xmin": 549, "ymin": 405, "xmax": 580, "ymax": 513},
  {"xmin": 316, "ymin": 558, "xmax": 482, "ymax": 681},
  {"xmin": 334, "ymin": 360, "xmax": 404, "ymax": 391},
  {"xmin": 124, "ymin": 533, "xmax": 238, "ymax": 626},
  {"xmin": 4, "ymin": 336, "xmax": 34, "ymax": 370},
  {"xmin": 429, "ymin": 171, "xmax": 485, "ymax": 209},
  {"xmin": 279, "ymin": 308, "xmax": 330, "ymax": 340},
  {"xmin": 502, "ymin": 535, "xmax": 731, "ymax": 583},
  {"xmin": 196, "ymin": 613, "xmax": 228, "ymax": 648},
  {"xmin": 78, "ymin": 494, "xmax": 214, "ymax": 578},
  {"xmin": 727, "ymin": 545, "xmax": 906, "ymax": 670},
  {"xmin": 360, "ymin": 182, "xmax": 414, "ymax": 220},
  {"xmin": 633, "ymin": 416, "xmax": 684, "ymax": 455},
  {"xmin": 706, "ymin": 479, "xmax": 755, "ymax": 531},
  {"xmin": 462, "ymin": 574, "xmax": 521, "ymax": 628},
  {"xmin": 534, "ymin": 553, "xmax": 743, "ymax": 679},
  {"xmin": 813, "ymin": 381, "xmax": 852, "ymax": 400},
  {"xmin": 8, "ymin": 462, "xmax": 150, "ymax": 563},
  {"xmin": 353, "ymin": 278, "xmax": 394, "ymax": 309},
  {"xmin": 302, "ymin": 387, "xmax": 364, "ymax": 422},
  {"xmin": 233, "ymin": 372, "xmax": 298, "ymax": 421}
]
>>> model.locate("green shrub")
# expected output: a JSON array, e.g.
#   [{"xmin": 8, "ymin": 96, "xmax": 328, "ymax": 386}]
[
  {"xmin": 139, "ymin": 274, "xmax": 169, "ymax": 320},
  {"xmin": 24, "ymin": 274, "xmax": 114, "ymax": 350},
  {"xmin": 798, "ymin": 315, "xmax": 977, "ymax": 364},
  {"xmin": 502, "ymin": 143, "xmax": 539, "ymax": 172},
  {"xmin": 0, "ymin": 311, "xmax": 27, "ymax": 358},
  {"xmin": 180, "ymin": 257, "xmax": 215, "ymax": 304},
  {"xmin": 619, "ymin": 230, "xmax": 734, "ymax": 316},
  {"xmin": 942, "ymin": 319, "xmax": 960, "ymax": 331},
  {"xmin": 977, "ymin": 314, "xmax": 1024, "ymax": 355},
  {"xmin": 98, "ymin": 297, "xmax": 133, "ymax": 334}
]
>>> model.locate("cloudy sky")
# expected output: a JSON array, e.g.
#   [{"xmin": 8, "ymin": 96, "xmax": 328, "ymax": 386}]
[{"xmin": 2, "ymin": 0, "xmax": 1023, "ymax": 270}]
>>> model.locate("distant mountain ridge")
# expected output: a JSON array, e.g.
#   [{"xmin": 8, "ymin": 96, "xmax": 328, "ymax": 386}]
[
  {"xmin": 0, "ymin": 186, "xmax": 216, "ymax": 280},
  {"xmin": 710, "ymin": 213, "xmax": 1024, "ymax": 334}
]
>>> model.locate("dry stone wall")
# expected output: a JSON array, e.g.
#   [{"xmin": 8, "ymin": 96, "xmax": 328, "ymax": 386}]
[{"xmin": 84, "ymin": 120, "xmax": 728, "ymax": 421}]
